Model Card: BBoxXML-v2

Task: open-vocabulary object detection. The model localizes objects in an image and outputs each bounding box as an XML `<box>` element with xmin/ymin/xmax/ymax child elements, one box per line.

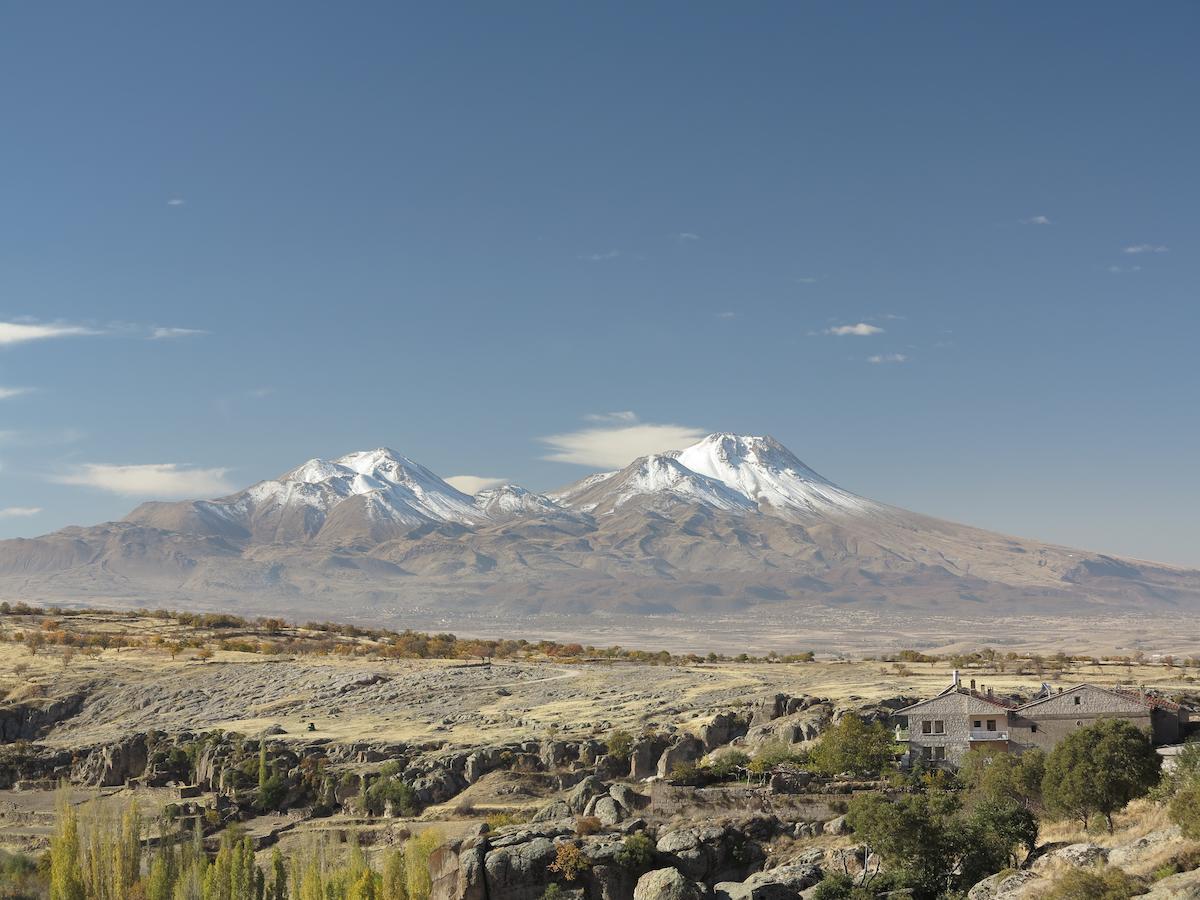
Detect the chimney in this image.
<box><xmin>1057</xmin><ymin>687</ymin><xmax>1063</xmax><ymax>694</ymax></box>
<box><xmin>987</xmin><ymin>687</ymin><xmax>994</xmax><ymax>698</ymax></box>
<box><xmin>970</xmin><ymin>678</ymin><xmax>977</xmax><ymax>690</ymax></box>
<box><xmin>953</xmin><ymin>669</ymin><xmax>960</xmax><ymax>688</ymax></box>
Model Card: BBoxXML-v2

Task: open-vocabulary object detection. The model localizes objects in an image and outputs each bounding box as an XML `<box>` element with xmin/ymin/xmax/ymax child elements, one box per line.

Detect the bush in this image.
<box><xmin>668</xmin><ymin>762</ymin><xmax>705</xmax><ymax>785</ymax></box>
<box><xmin>1169</xmin><ymin>779</ymin><xmax>1200</xmax><ymax>839</ymax></box>
<box><xmin>616</xmin><ymin>832</ymin><xmax>655</xmax><ymax>869</ymax></box>
<box><xmin>1043</xmin><ymin>866</ymin><xmax>1145</xmax><ymax>900</ymax></box>
<box><xmin>575</xmin><ymin>815</ymin><xmax>602</xmax><ymax>836</ymax></box>
<box><xmin>708</xmin><ymin>749</ymin><xmax>750</xmax><ymax>780</ymax></box>
<box><xmin>811</xmin><ymin>873</ymin><xmax>874</xmax><ymax>900</ymax></box>
<box><xmin>607</xmin><ymin>729</ymin><xmax>634</xmax><ymax>761</ymax></box>
<box><xmin>548</xmin><ymin>842</ymin><xmax>590</xmax><ymax>882</ymax></box>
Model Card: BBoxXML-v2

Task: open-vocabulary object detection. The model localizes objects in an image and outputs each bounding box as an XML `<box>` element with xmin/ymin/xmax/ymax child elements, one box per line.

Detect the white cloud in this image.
<box><xmin>1108</xmin><ymin>265</ymin><xmax>1142</xmax><ymax>274</ymax></box>
<box><xmin>0</xmin><ymin>506</ymin><xmax>41</xmax><ymax>518</ymax></box>
<box><xmin>0</xmin><ymin>387</ymin><xmax>32</xmax><ymax>400</ymax></box>
<box><xmin>794</xmin><ymin>276</ymin><xmax>824</xmax><ymax>284</ymax></box>
<box><xmin>716</xmin><ymin>311</ymin><xmax>737</xmax><ymax>319</ymax></box>
<box><xmin>676</xmin><ymin>232</ymin><xmax>700</xmax><ymax>242</ymax></box>
<box><xmin>826</xmin><ymin>323</ymin><xmax>884</xmax><ymax>336</ymax></box>
<box><xmin>541</xmin><ymin>416</ymin><xmax>707</xmax><ymax>468</ymax></box>
<box><xmin>0</xmin><ymin>321</ymin><xmax>96</xmax><ymax>346</ymax></box>
<box><xmin>1123</xmin><ymin>244</ymin><xmax>1168</xmax><ymax>254</ymax></box>
<box><xmin>167</xmin><ymin>198</ymin><xmax>185</xmax><ymax>206</ymax></box>
<box><xmin>868</xmin><ymin>353</ymin><xmax>908</xmax><ymax>364</ymax></box>
<box><xmin>577</xmin><ymin>250</ymin><xmax>621</xmax><ymax>261</ymax></box>
<box><xmin>1022</xmin><ymin>215</ymin><xmax>1052</xmax><ymax>225</ymax></box>
<box><xmin>445</xmin><ymin>475</ymin><xmax>508</xmax><ymax>495</ymax></box>
<box><xmin>151</xmin><ymin>326</ymin><xmax>208</xmax><ymax>340</ymax></box>
<box><xmin>54</xmin><ymin>463</ymin><xmax>234</xmax><ymax>498</ymax></box>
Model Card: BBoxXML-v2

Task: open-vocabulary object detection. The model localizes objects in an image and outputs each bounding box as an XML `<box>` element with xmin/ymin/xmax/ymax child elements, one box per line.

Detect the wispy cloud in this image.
<box><xmin>676</xmin><ymin>232</ymin><xmax>700</xmax><ymax>242</ymax></box>
<box><xmin>584</xmin><ymin>411</ymin><xmax>639</xmax><ymax>424</ymax></box>
<box><xmin>826</xmin><ymin>323</ymin><xmax>884</xmax><ymax>336</ymax></box>
<box><xmin>868</xmin><ymin>353</ymin><xmax>908</xmax><ymax>364</ymax></box>
<box><xmin>54</xmin><ymin>463</ymin><xmax>234</xmax><ymax>498</ymax></box>
<box><xmin>541</xmin><ymin>414</ymin><xmax>707</xmax><ymax>468</ymax></box>
<box><xmin>151</xmin><ymin>326</ymin><xmax>209</xmax><ymax>340</ymax></box>
<box><xmin>794</xmin><ymin>276</ymin><xmax>825</xmax><ymax>285</ymax></box>
<box><xmin>1122</xmin><ymin>244</ymin><xmax>1168</xmax><ymax>254</ymax></box>
<box><xmin>577</xmin><ymin>250</ymin><xmax>621</xmax><ymax>262</ymax></box>
<box><xmin>715</xmin><ymin>311</ymin><xmax>737</xmax><ymax>320</ymax></box>
<box><xmin>1022</xmin><ymin>215</ymin><xmax>1052</xmax><ymax>225</ymax></box>
<box><xmin>0</xmin><ymin>387</ymin><xmax>32</xmax><ymax>400</ymax></box>
<box><xmin>445</xmin><ymin>475</ymin><xmax>508</xmax><ymax>495</ymax></box>
<box><xmin>1108</xmin><ymin>265</ymin><xmax>1142</xmax><ymax>274</ymax></box>
<box><xmin>0</xmin><ymin>320</ymin><xmax>97</xmax><ymax>347</ymax></box>
<box><xmin>167</xmin><ymin>198</ymin><xmax>185</xmax><ymax>207</ymax></box>
<box><xmin>0</xmin><ymin>506</ymin><xmax>41</xmax><ymax>518</ymax></box>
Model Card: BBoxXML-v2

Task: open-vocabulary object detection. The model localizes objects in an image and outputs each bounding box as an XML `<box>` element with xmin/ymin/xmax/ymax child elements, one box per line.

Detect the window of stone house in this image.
<box><xmin>922</xmin><ymin>721</ymin><xmax>932</xmax><ymax>734</ymax></box>
<box><xmin>923</xmin><ymin>746</ymin><xmax>932</xmax><ymax>759</ymax></box>
<box><xmin>933</xmin><ymin>720</ymin><xmax>945</xmax><ymax>734</ymax></box>
<box><xmin>1074</xmin><ymin>696</ymin><xmax>1081</xmax><ymax>705</ymax></box>
<box><xmin>934</xmin><ymin>747</ymin><xmax>945</xmax><ymax>761</ymax></box>
<box><xmin>1031</xmin><ymin>724</ymin><xmax>1038</xmax><ymax>733</ymax></box>
<box><xmin>973</xmin><ymin>719</ymin><xmax>982</xmax><ymax>728</ymax></box>
<box><xmin>986</xmin><ymin>719</ymin><xmax>996</xmax><ymax>731</ymax></box>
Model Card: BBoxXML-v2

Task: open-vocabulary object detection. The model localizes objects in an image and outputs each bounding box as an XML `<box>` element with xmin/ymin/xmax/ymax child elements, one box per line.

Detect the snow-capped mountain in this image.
<box><xmin>4</xmin><ymin>433</ymin><xmax>1199</xmax><ymax>640</ymax></box>
<box><xmin>562</xmin><ymin>453</ymin><xmax>757</xmax><ymax>515</ymax></box>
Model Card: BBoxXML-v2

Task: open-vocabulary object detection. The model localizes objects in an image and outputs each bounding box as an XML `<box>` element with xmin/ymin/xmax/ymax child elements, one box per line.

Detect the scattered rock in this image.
<box><xmin>633</xmin><ymin>867</ymin><xmax>703</xmax><ymax>900</ymax></box>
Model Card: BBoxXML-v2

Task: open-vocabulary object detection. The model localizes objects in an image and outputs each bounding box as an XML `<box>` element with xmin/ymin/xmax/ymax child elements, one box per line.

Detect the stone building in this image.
<box><xmin>896</xmin><ymin>673</ymin><xmax>1186</xmax><ymax>769</ymax></box>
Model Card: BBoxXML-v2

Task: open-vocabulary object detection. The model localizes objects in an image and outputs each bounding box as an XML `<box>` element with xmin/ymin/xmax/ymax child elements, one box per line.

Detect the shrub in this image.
<box><xmin>1168</xmin><ymin>779</ymin><xmax>1200</xmax><ymax>839</ymax></box>
<box><xmin>575</xmin><ymin>815</ymin><xmax>602</xmax><ymax>836</ymax></box>
<box><xmin>708</xmin><ymin>749</ymin><xmax>750</xmax><ymax>780</ymax></box>
<box><xmin>607</xmin><ymin>729</ymin><xmax>634</xmax><ymax>761</ymax></box>
<box><xmin>811</xmin><ymin>873</ymin><xmax>874</xmax><ymax>899</ymax></box>
<box><xmin>1043</xmin><ymin>866</ymin><xmax>1145</xmax><ymax>900</ymax></box>
<box><xmin>616</xmin><ymin>832</ymin><xmax>655</xmax><ymax>869</ymax></box>
<box><xmin>548</xmin><ymin>842</ymin><xmax>590</xmax><ymax>882</ymax></box>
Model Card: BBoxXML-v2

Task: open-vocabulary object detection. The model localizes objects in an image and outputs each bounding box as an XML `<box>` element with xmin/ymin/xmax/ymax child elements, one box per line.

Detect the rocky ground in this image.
<box><xmin>1</xmin><ymin>614</ymin><xmax>1198</xmax><ymax>898</ymax></box>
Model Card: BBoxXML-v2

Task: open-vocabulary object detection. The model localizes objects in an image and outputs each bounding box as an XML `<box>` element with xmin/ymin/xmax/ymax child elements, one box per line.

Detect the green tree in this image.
<box><xmin>960</xmin><ymin>747</ymin><xmax>1046</xmax><ymax>809</ymax></box>
<box><xmin>968</xmin><ymin>798</ymin><xmax>1038</xmax><ymax>869</ymax></box>
<box><xmin>809</xmin><ymin>716</ymin><xmax>897</xmax><ymax>775</ymax></box>
<box><xmin>404</xmin><ymin>829</ymin><xmax>442</xmax><ymax>900</ymax></box>
<box><xmin>381</xmin><ymin>848</ymin><xmax>407</xmax><ymax>900</ymax></box>
<box><xmin>606</xmin><ymin>729</ymin><xmax>634</xmax><ymax>761</ymax></box>
<box><xmin>1042</xmin><ymin>719</ymin><xmax>1160</xmax><ymax>831</ymax></box>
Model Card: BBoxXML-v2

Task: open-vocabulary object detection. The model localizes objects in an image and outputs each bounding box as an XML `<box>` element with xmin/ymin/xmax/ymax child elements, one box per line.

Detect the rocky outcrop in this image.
<box><xmin>655</xmin><ymin>823</ymin><xmax>765</xmax><ymax>883</ymax></box>
<box><xmin>1143</xmin><ymin>868</ymin><xmax>1200</xmax><ymax>899</ymax></box>
<box><xmin>714</xmin><ymin>862</ymin><xmax>822</xmax><ymax>899</ymax></box>
<box><xmin>700</xmin><ymin>713</ymin><xmax>748</xmax><ymax>752</ymax></box>
<box><xmin>1029</xmin><ymin>842</ymin><xmax>1108</xmax><ymax>873</ymax></box>
<box><xmin>633</xmin><ymin>867</ymin><xmax>703</xmax><ymax>900</ymax></box>
<box><xmin>966</xmin><ymin>870</ymin><xmax>1043</xmax><ymax>900</ymax></box>
<box><xmin>657</xmin><ymin>736</ymin><xmax>705</xmax><ymax>779</ymax></box>
<box><xmin>73</xmin><ymin>733</ymin><xmax>149</xmax><ymax>786</ymax></box>
<box><xmin>0</xmin><ymin>690</ymin><xmax>88</xmax><ymax>742</ymax></box>
<box><xmin>630</xmin><ymin>735</ymin><xmax>670</xmax><ymax>780</ymax></box>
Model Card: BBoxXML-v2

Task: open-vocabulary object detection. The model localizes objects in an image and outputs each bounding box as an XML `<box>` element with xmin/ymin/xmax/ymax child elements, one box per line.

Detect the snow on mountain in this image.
<box><xmin>211</xmin><ymin>448</ymin><xmax>484</xmax><ymax>537</ymax></box>
<box><xmin>474</xmin><ymin>484</ymin><xmax>568</xmax><ymax>518</ymax></box>
<box><xmin>560</xmin><ymin>454</ymin><xmax>757</xmax><ymax>515</ymax></box>
<box><xmin>668</xmin><ymin>433</ymin><xmax>877</xmax><ymax>517</ymax></box>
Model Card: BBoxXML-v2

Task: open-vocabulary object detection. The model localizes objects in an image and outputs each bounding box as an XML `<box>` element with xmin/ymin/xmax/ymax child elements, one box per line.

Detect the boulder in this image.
<box><xmin>610</xmin><ymin>783</ymin><xmax>649</xmax><ymax>811</ymax></box>
<box><xmin>592</xmin><ymin>796</ymin><xmax>624</xmax><ymax>827</ymax></box>
<box><xmin>1144</xmin><ymin>868</ymin><xmax>1200</xmax><ymax>899</ymax></box>
<box><xmin>823</xmin><ymin>815</ymin><xmax>849</xmax><ymax>836</ymax></box>
<box><xmin>657</xmin><ymin>737</ymin><xmax>705</xmax><ymax>779</ymax></box>
<box><xmin>630</xmin><ymin>737</ymin><xmax>667</xmax><ymax>780</ymax></box>
<box><xmin>483</xmin><ymin>836</ymin><xmax>558</xmax><ymax>900</ymax></box>
<box><xmin>568</xmin><ymin>776</ymin><xmax>608</xmax><ymax>814</ymax></box>
<box><xmin>633</xmin><ymin>868</ymin><xmax>703</xmax><ymax>900</ymax></box>
<box><xmin>1109</xmin><ymin>827</ymin><xmax>1184</xmax><ymax>868</ymax></box>
<box><xmin>715</xmin><ymin>863</ymin><xmax>822</xmax><ymax>899</ymax></box>
<box><xmin>530</xmin><ymin>799</ymin><xmax>571</xmax><ymax>823</ymax></box>
<box><xmin>701</xmin><ymin>712</ymin><xmax>747</xmax><ymax>751</ymax></box>
<box><xmin>966</xmin><ymin>870</ymin><xmax>1044</xmax><ymax>900</ymax></box>
<box><xmin>1030</xmin><ymin>842</ymin><xmax>1108</xmax><ymax>872</ymax></box>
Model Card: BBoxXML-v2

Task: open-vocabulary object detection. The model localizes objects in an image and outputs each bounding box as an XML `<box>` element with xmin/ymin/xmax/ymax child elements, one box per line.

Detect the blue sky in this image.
<box><xmin>1</xmin><ymin>3</ymin><xmax>1197</xmax><ymax>565</ymax></box>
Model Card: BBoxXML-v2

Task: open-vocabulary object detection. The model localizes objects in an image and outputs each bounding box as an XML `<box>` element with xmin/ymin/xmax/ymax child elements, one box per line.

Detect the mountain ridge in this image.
<box><xmin>2</xmin><ymin>433</ymin><xmax>1198</xmax><ymax>632</ymax></box>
